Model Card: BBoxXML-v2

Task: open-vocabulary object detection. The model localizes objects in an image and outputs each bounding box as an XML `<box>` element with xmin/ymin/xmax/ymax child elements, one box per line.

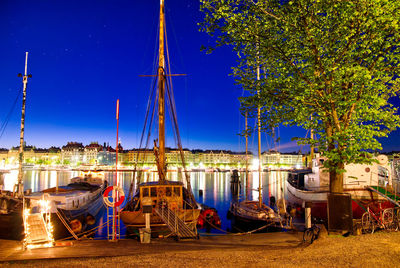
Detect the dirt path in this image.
<box><xmin>2</xmin><ymin>231</ymin><xmax>400</xmax><ymax>267</ymax></box>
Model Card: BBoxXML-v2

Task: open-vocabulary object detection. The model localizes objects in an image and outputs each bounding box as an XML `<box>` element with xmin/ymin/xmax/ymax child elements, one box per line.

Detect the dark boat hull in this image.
<box><xmin>0</xmin><ymin>211</ymin><xmax>24</xmax><ymax>240</ymax></box>
<box><xmin>286</xmin><ymin>182</ymin><xmax>395</xmax><ymax>221</ymax></box>
<box><xmin>52</xmin><ymin>190</ymin><xmax>105</xmax><ymax>240</ymax></box>
<box><xmin>0</xmin><ymin>194</ymin><xmax>24</xmax><ymax>240</ymax></box>
<box><xmin>0</xmin><ymin>188</ymin><xmax>104</xmax><ymax>241</ymax></box>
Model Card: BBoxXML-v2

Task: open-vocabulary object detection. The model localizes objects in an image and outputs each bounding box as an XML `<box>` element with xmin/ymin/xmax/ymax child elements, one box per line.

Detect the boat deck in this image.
<box><xmin>0</xmin><ymin>232</ymin><xmax>302</xmax><ymax>262</ymax></box>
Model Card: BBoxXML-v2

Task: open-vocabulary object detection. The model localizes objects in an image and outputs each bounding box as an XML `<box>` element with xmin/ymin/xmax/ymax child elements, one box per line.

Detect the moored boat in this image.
<box><xmin>229</xmin><ymin>200</ymin><xmax>280</xmax><ymax>225</ymax></box>
<box><xmin>122</xmin><ymin>181</ymin><xmax>199</xmax><ymax>233</ymax></box>
<box><xmin>287</xmin><ymin>154</ymin><xmax>396</xmax><ymax>220</ymax></box>
<box><xmin>120</xmin><ymin>0</ymin><xmax>200</xmax><ymax>240</ymax></box>
<box><xmin>228</xmin><ymin>61</ymin><xmax>284</xmax><ymax>230</ymax></box>
<box><xmin>0</xmin><ymin>52</ymin><xmax>31</xmax><ymax>240</ymax></box>
<box><xmin>25</xmin><ymin>171</ymin><xmax>106</xmax><ymax>240</ymax></box>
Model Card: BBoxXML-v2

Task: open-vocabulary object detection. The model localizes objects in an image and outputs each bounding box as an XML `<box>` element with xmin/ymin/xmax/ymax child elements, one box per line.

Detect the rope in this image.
<box><xmin>0</xmin><ymin>87</ymin><xmax>22</xmax><ymax>140</ymax></box>
<box><xmin>56</xmin><ymin>218</ymin><xmax>113</xmax><ymax>241</ymax></box>
<box><xmin>127</xmin><ymin>75</ymin><xmax>158</xmax><ymax>201</ymax></box>
<box><xmin>55</xmin><ymin>210</ymin><xmax>79</xmax><ymax>240</ymax></box>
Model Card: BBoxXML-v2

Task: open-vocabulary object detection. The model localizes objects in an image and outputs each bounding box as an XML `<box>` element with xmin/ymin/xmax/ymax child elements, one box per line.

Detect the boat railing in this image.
<box><xmin>156</xmin><ymin>199</ymin><xmax>197</xmax><ymax>239</ymax></box>
<box><xmin>181</xmin><ymin>198</ymin><xmax>198</xmax><ymax>232</ymax></box>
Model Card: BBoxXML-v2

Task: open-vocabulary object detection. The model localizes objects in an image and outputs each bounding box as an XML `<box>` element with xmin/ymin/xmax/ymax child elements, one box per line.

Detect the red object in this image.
<box><xmin>197</xmin><ymin>208</ymin><xmax>221</xmax><ymax>229</ymax></box>
<box><xmin>55</xmin><ymin>241</ymin><xmax>74</xmax><ymax>247</ymax></box>
<box><xmin>103</xmin><ymin>186</ymin><xmax>125</xmax><ymax>207</ymax></box>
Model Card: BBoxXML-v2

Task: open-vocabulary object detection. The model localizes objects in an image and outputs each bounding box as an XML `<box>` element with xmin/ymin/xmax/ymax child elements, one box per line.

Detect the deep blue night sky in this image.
<box><xmin>0</xmin><ymin>0</ymin><xmax>398</xmax><ymax>153</ymax></box>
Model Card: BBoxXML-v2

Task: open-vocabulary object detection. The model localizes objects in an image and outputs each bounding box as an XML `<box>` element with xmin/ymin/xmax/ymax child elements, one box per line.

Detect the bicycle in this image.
<box><xmin>361</xmin><ymin>203</ymin><xmax>398</xmax><ymax>234</ymax></box>
<box><xmin>303</xmin><ymin>220</ymin><xmax>321</xmax><ymax>244</ymax></box>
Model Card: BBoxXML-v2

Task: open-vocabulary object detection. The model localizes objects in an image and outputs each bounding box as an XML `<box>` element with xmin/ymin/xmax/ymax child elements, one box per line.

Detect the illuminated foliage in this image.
<box><xmin>200</xmin><ymin>0</ymin><xmax>400</xmax><ymax>192</ymax></box>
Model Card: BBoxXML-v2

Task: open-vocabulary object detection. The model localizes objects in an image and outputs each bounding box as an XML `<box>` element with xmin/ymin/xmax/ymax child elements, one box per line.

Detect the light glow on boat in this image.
<box><xmin>23</xmin><ymin>198</ymin><xmax>54</xmax><ymax>249</ymax></box>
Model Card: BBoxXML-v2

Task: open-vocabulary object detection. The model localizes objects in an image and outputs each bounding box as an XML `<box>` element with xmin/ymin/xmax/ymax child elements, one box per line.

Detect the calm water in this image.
<box><xmin>2</xmin><ymin>169</ymin><xmax>289</xmax><ymax>237</ymax></box>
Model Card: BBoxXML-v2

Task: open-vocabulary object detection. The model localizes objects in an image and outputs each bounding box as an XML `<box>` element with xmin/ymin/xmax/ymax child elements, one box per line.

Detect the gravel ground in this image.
<box><xmin>3</xmin><ymin>231</ymin><xmax>400</xmax><ymax>267</ymax></box>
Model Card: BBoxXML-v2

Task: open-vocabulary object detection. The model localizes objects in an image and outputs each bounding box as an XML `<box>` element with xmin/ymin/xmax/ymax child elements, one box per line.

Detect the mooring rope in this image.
<box><xmin>55</xmin><ymin>210</ymin><xmax>79</xmax><ymax>240</ymax></box>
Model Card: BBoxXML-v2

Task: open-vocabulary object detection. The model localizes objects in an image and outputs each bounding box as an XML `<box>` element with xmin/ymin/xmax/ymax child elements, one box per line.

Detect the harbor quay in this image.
<box><xmin>2</xmin><ymin>231</ymin><xmax>400</xmax><ymax>267</ymax></box>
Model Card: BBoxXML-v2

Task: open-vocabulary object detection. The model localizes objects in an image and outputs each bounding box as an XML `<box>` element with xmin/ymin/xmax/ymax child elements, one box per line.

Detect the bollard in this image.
<box><xmin>141</xmin><ymin>197</ymin><xmax>152</xmax><ymax>243</ymax></box>
<box><xmin>305</xmin><ymin>202</ymin><xmax>312</xmax><ymax>229</ymax></box>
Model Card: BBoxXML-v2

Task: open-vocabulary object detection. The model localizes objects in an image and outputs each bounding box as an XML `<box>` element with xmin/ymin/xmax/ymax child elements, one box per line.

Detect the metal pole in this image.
<box><xmin>256</xmin><ymin>44</ymin><xmax>262</xmax><ymax>208</ymax></box>
<box><xmin>310</xmin><ymin>116</ymin><xmax>314</xmax><ymax>169</ymax></box>
<box><xmin>245</xmin><ymin>111</ymin><xmax>248</xmax><ymax>201</ymax></box>
<box><xmin>158</xmin><ymin>0</ymin><xmax>166</xmax><ymax>181</ymax></box>
<box><xmin>16</xmin><ymin>52</ymin><xmax>30</xmax><ymax>197</ymax></box>
<box><xmin>114</xmin><ymin>99</ymin><xmax>120</xmax><ymax>241</ymax></box>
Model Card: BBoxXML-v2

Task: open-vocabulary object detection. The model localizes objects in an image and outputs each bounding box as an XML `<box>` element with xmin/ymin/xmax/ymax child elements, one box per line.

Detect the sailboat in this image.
<box><xmin>0</xmin><ymin>52</ymin><xmax>31</xmax><ymax>240</ymax></box>
<box><xmin>228</xmin><ymin>62</ymin><xmax>281</xmax><ymax>228</ymax></box>
<box><xmin>120</xmin><ymin>0</ymin><xmax>200</xmax><ymax>239</ymax></box>
<box><xmin>0</xmin><ymin>54</ymin><xmax>106</xmax><ymax>241</ymax></box>
<box><xmin>24</xmin><ymin>169</ymin><xmax>106</xmax><ymax>240</ymax></box>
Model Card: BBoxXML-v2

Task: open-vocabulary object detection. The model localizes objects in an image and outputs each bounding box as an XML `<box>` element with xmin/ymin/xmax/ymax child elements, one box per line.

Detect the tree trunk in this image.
<box><xmin>324</xmin><ymin>121</ymin><xmax>345</xmax><ymax>193</ymax></box>
<box><xmin>329</xmin><ymin>162</ymin><xmax>344</xmax><ymax>193</ymax></box>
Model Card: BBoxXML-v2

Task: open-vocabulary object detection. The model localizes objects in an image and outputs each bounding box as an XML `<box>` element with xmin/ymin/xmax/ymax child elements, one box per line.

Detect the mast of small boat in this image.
<box><xmin>157</xmin><ymin>0</ymin><xmax>166</xmax><ymax>182</ymax></box>
<box><xmin>15</xmin><ymin>52</ymin><xmax>31</xmax><ymax>198</ymax></box>
<box><xmin>256</xmin><ymin>47</ymin><xmax>262</xmax><ymax>208</ymax></box>
<box><xmin>245</xmin><ymin>111</ymin><xmax>249</xmax><ymax>201</ymax></box>
<box><xmin>309</xmin><ymin>120</ymin><xmax>314</xmax><ymax>168</ymax></box>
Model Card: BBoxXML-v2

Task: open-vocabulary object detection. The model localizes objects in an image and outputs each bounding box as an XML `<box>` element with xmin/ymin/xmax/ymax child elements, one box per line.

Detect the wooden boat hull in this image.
<box><xmin>286</xmin><ymin>181</ymin><xmax>395</xmax><ymax>220</ymax></box>
<box><xmin>120</xmin><ymin>209</ymin><xmax>200</xmax><ymax>227</ymax></box>
<box><xmin>0</xmin><ymin>210</ymin><xmax>24</xmax><ymax>240</ymax></box>
<box><xmin>228</xmin><ymin>200</ymin><xmax>282</xmax><ymax>232</ymax></box>
<box><xmin>121</xmin><ymin>209</ymin><xmax>200</xmax><ymax>237</ymax></box>
<box><xmin>0</xmin><ymin>194</ymin><xmax>24</xmax><ymax>240</ymax></box>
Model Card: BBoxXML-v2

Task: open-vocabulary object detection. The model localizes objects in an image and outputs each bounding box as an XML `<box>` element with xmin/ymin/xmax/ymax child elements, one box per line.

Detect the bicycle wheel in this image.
<box><xmin>362</xmin><ymin>212</ymin><xmax>374</xmax><ymax>234</ymax></box>
<box><xmin>395</xmin><ymin>208</ymin><xmax>400</xmax><ymax>230</ymax></box>
<box><xmin>311</xmin><ymin>225</ymin><xmax>321</xmax><ymax>242</ymax></box>
<box><xmin>303</xmin><ymin>228</ymin><xmax>314</xmax><ymax>243</ymax></box>
<box><xmin>383</xmin><ymin>208</ymin><xmax>398</xmax><ymax>232</ymax></box>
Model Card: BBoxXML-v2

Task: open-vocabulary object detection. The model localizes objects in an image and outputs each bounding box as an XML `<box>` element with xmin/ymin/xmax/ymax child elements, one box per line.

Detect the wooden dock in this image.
<box><xmin>0</xmin><ymin>232</ymin><xmax>302</xmax><ymax>262</ymax></box>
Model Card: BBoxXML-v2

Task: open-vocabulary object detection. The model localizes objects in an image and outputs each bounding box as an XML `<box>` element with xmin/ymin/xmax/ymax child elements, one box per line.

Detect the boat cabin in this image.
<box><xmin>138</xmin><ymin>182</ymin><xmax>185</xmax><ymax>210</ymax></box>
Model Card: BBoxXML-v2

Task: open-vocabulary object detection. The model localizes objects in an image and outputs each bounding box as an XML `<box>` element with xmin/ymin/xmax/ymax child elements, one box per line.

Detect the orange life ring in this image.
<box><xmin>103</xmin><ymin>186</ymin><xmax>125</xmax><ymax>207</ymax></box>
<box><xmin>86</xmin><ymin>214</ymin><xmax>95</xmax><ymax>225</ymax></box>
<box><xmin>69</xmin><ymin>219</ymin><xmax>82</xmax><ymax>233</ymax></box>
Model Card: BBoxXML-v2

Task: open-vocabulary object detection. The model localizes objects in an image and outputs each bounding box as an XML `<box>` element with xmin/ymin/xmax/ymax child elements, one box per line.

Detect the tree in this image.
<box><xmin>200</xmin><ymin>0</ymin><xmax>400</xmax><ymax>192</ymax></box>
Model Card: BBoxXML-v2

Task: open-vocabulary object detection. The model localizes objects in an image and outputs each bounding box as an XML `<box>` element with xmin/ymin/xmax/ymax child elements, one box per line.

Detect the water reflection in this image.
<box><xmin>2</xmin><ymin>170</ymin><xmax>289</xmax><ymax>232</ymax></box>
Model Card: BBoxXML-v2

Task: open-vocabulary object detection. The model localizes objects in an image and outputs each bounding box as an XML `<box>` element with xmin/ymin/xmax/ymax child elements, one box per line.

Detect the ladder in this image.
<box><xmin>107</xmin><ymin>206</ymin><xmax>120</xmax><ymax>240</ymax></box>
<box><xmin>367</xmin><ymin>186</ymin><xmax>400</xmax><ymax>207</ymax></box>
<box><xmin>24</xmin><ymin>213</ymin><xmax>53</xmax><ymax>248</ymax></box>
<box><xmin>155</xmin><ymin>202</ymin><xmax>197</xmax><ymax>240</ymax></box>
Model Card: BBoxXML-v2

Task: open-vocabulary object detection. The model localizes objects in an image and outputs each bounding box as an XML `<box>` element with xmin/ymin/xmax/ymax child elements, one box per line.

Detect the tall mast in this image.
<box><xmin>309</xmin><ymin>123</ymin><xmax>314</xmax><ymax>168</ymax></box>
<box><xmin>245</xmin><ymin>111</ymin><xmax>249</xmax><ymax>201</ymax></box>
<box><xmin>158</xmin><ymin>0</ymin><xmax>166</xmax><ymax>181</ymax></box>
<box><xmin>257</xmin><ymin>62</ymin><xmax>262</xmax><ymax>208</ymax></box>
<box><xmin>16</xmin><ymin>52</ymin><xmax>31</xmax><ymax>197</ymax></box>
<box><xmin>256</xmin><ymin>36</ymin><xmax>262</xmax><ymax>207</ymax></box>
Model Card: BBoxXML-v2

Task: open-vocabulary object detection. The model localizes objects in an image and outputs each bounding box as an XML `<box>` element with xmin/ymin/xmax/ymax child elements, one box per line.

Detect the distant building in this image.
<box><xmin>127</xmin><ymin>149</ymin><xmax>155</xmax><ymax>166</ymax></box>
<box><xmin>262</xmin><ymin>151</ymin><xmax>304</xmax><ymax>168</ymax></box>
<box><xmin>84</xmin><ymin>142</ymin><xmax>103</xmax><ymax>164</ymax></box>
<box><xmin>194</xmin><ymin>150</ymin><xmax>248</xmax><ymax>168</ymax></box>
<box><xmin>0</xmin><ymin>148</ymin><xmax>8</xmax><ymax>167</ymax></box>
<box><xmin>165</xmin><ymin>149</ymin><xmax>193</xmax><ymax>167</ymax></box>
<box><xmin>6</xmin><ymin>145</ymin><xmax>61</xmax><ymax>165</ymax></box>
<box><xmin>61</xmin><ymin>142</ymin><xmax>84</xmax><ymax>165</ymax></box>
<box><xmin>97</xmin><ymin>142</ymin><xmax>125</xmax><ymax>166</ymax></box>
